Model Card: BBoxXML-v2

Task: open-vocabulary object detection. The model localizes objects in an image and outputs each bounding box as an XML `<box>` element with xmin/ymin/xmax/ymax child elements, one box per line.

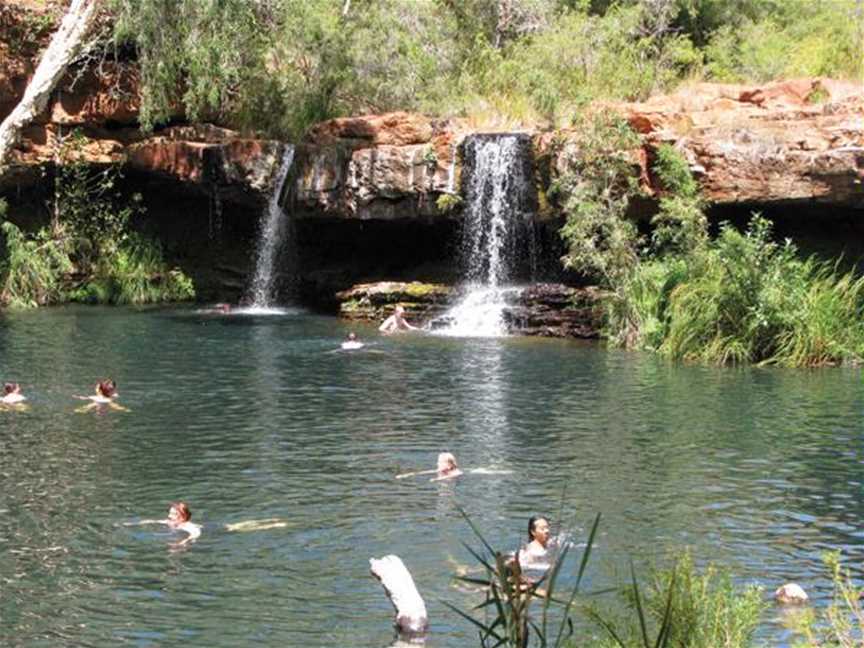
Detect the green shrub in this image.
<box><xmin>0</xmin><ymin>220</ymin><xmax>73</xmax><ymax>308</ymax></box>
<box><xmin>70</xmin><ymin>234</ymin><xmax>195</xmax><ymax>305</ymax></box>
<box><xmin>556</xmin><ymin>114</ymin><xmax>644</xmax><ymax>288</ymax></box>
<box><xmin>788</xmin><ymin>552</ymin><xmax>864</xmax><ymax>648</ymax></box>
<box><xmin>586</xmin><ymin>551</ymin><xmax>766</xmax><ymax>648</ymax></box>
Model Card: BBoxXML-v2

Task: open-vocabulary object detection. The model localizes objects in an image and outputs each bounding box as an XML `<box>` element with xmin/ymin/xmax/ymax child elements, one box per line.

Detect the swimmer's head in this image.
<box><xmin>168</xmin><ymin>501</ymin><xmax>192</xmax><ymax>523</ymax></box>
<box><xmin>528</xmin><ymin>516</ymin><xmax>551</xmax><ymax>546</ymax></box>
<box><xmin>437</xmin><ymin>452</ymin><xmax>458</xmax><ymax>473</ymax></box>
<box><xmin>347</xmin><ymin>332</ymin><xmax>357</xmax><ymax>341</ymax></box>
<box><xmin>97</xmin><ymin>379</ymin><xmax>116</xmax><ymax>398</ymax></box>
<box><xmin>395</xmin><ymin>305</ymin><xmax>405</xmax><ymax>316</ymax></box>
<box><xmin>4</xmin><ymin>382</ymin><xmax>20</xmax><ymax>395</ymax></box>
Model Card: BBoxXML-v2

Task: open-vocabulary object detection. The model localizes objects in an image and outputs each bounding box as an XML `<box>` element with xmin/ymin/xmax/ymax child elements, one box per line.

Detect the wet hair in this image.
<box><xmin>169</xmin><ymin>501</ymin><xmax>191</xmax><ymax>522</ymax></box>
<box><xmin>437</xmin><ymin>452</ymin><xmax>458</xmax><ymax>472</ymax></box>
<box><xmin>97</xmin><ymin>379</ymin><xmax>116</xmax><ymax>398</ymax></box>
<box><xmin>528</xmin><ymin>516</ymin><xmax>550</xmax><ymax>541</ymax></box>
<box><xmin>4</xmin><ymin>382</ymin><xmax>19</xmax><ymax>395</ymax></box>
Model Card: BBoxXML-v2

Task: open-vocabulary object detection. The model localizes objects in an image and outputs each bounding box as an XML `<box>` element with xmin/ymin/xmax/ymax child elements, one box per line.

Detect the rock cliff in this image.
<box><xmin>1</xmin><ymin>1</ymin><xmax>862</xmax><ymax>330</ymax></box>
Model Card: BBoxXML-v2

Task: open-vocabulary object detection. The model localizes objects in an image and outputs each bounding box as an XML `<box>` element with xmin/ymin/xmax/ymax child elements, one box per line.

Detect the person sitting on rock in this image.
<box><xmin>1</xmin><ymin>382</ymin><xmax>26</xmax><ymax>405</ymax></box>
<box><xmin>379</xmin><ymin>305</ymin><xmax>418</xmax><ymax>334</ymax></box>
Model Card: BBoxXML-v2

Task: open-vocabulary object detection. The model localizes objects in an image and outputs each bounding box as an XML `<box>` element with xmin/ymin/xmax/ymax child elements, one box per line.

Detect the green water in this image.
<box><xmin>1</xmin><ymin>306</ymin><xmax>862</xmax><ymax>647</ymax></box>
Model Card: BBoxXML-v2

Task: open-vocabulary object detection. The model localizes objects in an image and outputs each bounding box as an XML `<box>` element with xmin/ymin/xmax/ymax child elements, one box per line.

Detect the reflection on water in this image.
<box><xmin>0</xmin><ymin>306</ymin><xmax>863</xmax><ymax>647</ymax></box>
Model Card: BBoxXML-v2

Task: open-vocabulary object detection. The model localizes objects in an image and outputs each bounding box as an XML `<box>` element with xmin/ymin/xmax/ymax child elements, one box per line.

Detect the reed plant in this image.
<box><xmin>446</xmin><ymin>508</ymin><xmax>601</xmax><ymax>648</ymax></box>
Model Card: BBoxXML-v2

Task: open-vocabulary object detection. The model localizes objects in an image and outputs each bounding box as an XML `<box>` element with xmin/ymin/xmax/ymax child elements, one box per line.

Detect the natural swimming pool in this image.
<box><xmin>1</xmin><ymin>305</ymin><xmax>862</xmax><ymax>646</ymax></box>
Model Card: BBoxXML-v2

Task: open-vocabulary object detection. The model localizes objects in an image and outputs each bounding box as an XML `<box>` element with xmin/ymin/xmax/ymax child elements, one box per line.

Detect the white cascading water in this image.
<box><xmin>246</xmin><ymin>146</ymin><xmax>295</xmax><ymax>311</ymax></box>
<box><xmin>438</xmin><ymin>135</ymin><xmax>529</xmax><ymax>337</ymax></box>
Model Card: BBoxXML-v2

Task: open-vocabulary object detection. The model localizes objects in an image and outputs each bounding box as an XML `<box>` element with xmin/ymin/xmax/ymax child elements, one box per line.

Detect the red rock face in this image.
<box><xmin>1</xmin><ymin>1</ymin><xmax>861</xmax><ymax>215</ymax></box>
<box><xmin>613</xmin><ymin>78</ymin><xmax>864</xmax><ymax>206</ymax></box>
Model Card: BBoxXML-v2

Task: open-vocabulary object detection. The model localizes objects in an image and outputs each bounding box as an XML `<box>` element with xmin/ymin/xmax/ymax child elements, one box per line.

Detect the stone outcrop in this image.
<box><xmin>294</xmin><ymin>112</ymin><xmax>466</xmax><ymax>221</ymax></box>
<box><xmin>336</xmin><ymin>281</ymin><xmax>453</xmax><ymax>321</ymax></box>
<box><xmin>335</xmin><ymin>281</ymin><xmax>604</xmax><ymax>338</ymax></box>
<box><xmin>1</xmin><ymin>0</ymin><xmax>862</xmax><ymax>332</ymax></box>
<box><xmin>617</xmin><ymin>78</ymin><xmax>864</xmax><ymax>207</ymax></box>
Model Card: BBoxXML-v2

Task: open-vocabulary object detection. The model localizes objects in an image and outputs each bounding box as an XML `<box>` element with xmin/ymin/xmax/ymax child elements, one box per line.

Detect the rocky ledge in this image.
<box><xmin>336</xmin><ymin>281</ymin><xmax>605</xmax><ymax>338</ymax></box>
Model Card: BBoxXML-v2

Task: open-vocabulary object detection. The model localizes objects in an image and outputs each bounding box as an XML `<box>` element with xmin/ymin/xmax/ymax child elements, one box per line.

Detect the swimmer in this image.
<box><xmin>215</xmin><ymin>302</ymin><xmax>232</xmax><ymax>314</ymax></box>
<box><xmin>128</xmin><ymin>501</ymin><xmax>201</xmax><ymax>546</ymax></box>
<box><xmin>74</xmin><ymin>379</ymin><xmax>128</xmax><ymax>412</ymax></box>
<box><xmin>379</xmin><ymin>305</ymin><xmax>418</xmax><ymax>334</ymax></box>
<box><xmin>518</xmin><ymin>516</ymin><xmax>551</xmax><ymax>568</ymax></box>
<box><xmin>396</xmin><ymin>452</ymin><xmax>463</xmax><ymax>481</ymax></box>
<box><xmin>1</xmin><ymin>382</ymin><xmax>26</xmax><ymax>405</ymax></box>
<box><xmin>341</xmin><ymin>332</ymin><xmax>365</xmax><ymax>350</ymax></box>
<box><xmin>431</xmin><ymin>452</ymin><xmax>463</xmax><ymax>482</ymax></box>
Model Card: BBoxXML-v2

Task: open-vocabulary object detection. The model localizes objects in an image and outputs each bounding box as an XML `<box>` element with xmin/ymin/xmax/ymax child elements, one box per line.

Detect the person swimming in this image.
<box><xmin>166</xmin><ymin>501</ymin><xmax>202</xmax><ymax>545</ymax></box>
<box><xmin>396</xmin><ymin>452</ymin><xmax>464</xmax><ymax>481</ymax></box>
<box><xmin>518</xmin><ymin>515</ymin><xmax>552</xmax><ymax>568</ymax></box>
<box><xmin>379</xmin><ymin>305</ymin><xmax>418</xmax><ymax>334</ymax></box>
<box><xmin>431</xmin><ymin>452</ymin><xmax>463</xmax><ymax>481</ymax></box>
<box><xmin>128</xmin><ymin>501</ymin><xmax>202</xmax><ymax>547</ymax></box>
<box><xmin>74</xmin><ymin>379</ymin><xmax>128</xmax><ymax>412</ymax></box>
<box><xmin>1</xmin><ymin>382</ymin><xmax>26</xmax><ymax>405</ymax></box>
<box><xmin>341</xmin><ymin>332</ymin><xmax>365</xmax><ymax>350</ymax></box>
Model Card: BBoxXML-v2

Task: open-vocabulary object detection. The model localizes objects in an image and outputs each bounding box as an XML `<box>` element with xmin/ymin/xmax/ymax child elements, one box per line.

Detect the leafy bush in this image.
<box><xmin>555</xmin><ymin>114</ymin><xmax>644</xmax><ymax>288</ymax></box>
<box><xmin>0</xmin><ymin>220</ymin><xmax>73</xmax><ymax>308</ymax></box>
<box><xmin>788</xmin><ymin>552</ymin><xmax>864</xmax><ymax>648</ymax></box>
<box><xmin>587</xmin><ymin>551</ymin><xmax>766</xmax><ymax>648</ymax></box>
<box><xmin>70</xmin><ymin>234</ymin><xmax>195</xmax><ymax>305</ymax></box>
<box><xmin>0</xmin><ymin>133</ymin><xmax>195</xmax><ymax>308</ymax></box>
<box><xmin>632</xmin><ymin>216</ymin><xmax>864</xmax><ymax>367</ymax></box>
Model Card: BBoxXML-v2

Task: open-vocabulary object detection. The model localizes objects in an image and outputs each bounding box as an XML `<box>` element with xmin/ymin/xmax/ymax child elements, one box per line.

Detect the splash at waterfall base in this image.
<box><xmin>336</xmin><ymin>281</ymin><xmax>606</xmax><ymax>338</ymax></box>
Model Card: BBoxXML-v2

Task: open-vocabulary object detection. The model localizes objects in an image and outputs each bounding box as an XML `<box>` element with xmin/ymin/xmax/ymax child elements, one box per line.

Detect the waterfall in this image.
<box><xmin>247</xmin><ymin>146</ymin><xmax>295</xmax><ymax>309</ymax></box>
<box><xmin>436</xmin><ymin>134</ymin><xmax>535</xmax><ymax>337</ymax></box>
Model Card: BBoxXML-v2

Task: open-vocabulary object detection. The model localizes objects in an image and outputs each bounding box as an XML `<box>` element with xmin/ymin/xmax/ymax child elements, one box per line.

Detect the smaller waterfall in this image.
<box><xmin>435</xmin><ymin>134</ymin><xmax>535</xmax><ymax>337</ymax></box>
<box><xmin>247</xmin><ymin>146</ymin><xmax>295</xmax><ymax>309</ymax></box>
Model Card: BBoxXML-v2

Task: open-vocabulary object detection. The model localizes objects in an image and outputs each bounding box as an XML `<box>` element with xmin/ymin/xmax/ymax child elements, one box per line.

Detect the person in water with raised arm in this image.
<box><xmin>379</xmin><ymin>305</ymin><xmax>418</xmax><ymax>334</ymax></box>
<box><xmin>1</xmin><ymin>382</ymin><xmax>26</xmax><ymax>405</ymax></box>
<box><xmin>74</xmin><ymin>379</ymin><xmax>128</xmax><ymax>412</ymax></box>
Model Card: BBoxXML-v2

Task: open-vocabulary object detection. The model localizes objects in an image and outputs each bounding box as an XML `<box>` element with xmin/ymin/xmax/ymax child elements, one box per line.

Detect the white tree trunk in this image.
<box><xmin>369</xmin><ymin>555</ymin><xmax>429</xmax><ymax>635</ymax></box>
<box><xmin>0</xmin><ymin>0</ymin><xmax>100</xmax><ymax>173</ymax></box>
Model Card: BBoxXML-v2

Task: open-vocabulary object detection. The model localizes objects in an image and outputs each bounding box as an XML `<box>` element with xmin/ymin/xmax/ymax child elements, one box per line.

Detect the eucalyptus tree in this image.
<box><xmin>0</xmin><ymin>0</ymin><xmax>100</xmax><ymax>174</ymax></box>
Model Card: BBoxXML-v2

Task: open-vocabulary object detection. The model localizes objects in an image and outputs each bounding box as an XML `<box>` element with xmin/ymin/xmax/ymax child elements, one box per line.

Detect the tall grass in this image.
<box><xmin>0</xmin><ymin>220</ymin><xmax>73</xmax><ymax>308</ymax></box>
<box><xmin>585</xmin><ymin>552</ymin><xmax>766</xmax><ymax>648</ymax></box>
<box><xmin>70</xmin><ymin>234</ymin><xmax>195</xmax><ymax>305</ymax></box>
<box><xmin>601</xmin><ymin>206</ymin><xmax>864</xmax><ymax>367</ymax></box>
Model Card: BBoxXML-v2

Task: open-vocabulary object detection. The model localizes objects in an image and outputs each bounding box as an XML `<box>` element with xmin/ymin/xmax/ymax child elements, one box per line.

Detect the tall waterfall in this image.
<box><xmin>247</xmin><ymin>146</ymin><xmax>295</xmax><ymax>309</ymax></box>
<box><xmin>437</xmin><ymin>134</ymin><xmax>535</xmax><ymax>337</ymax></box>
